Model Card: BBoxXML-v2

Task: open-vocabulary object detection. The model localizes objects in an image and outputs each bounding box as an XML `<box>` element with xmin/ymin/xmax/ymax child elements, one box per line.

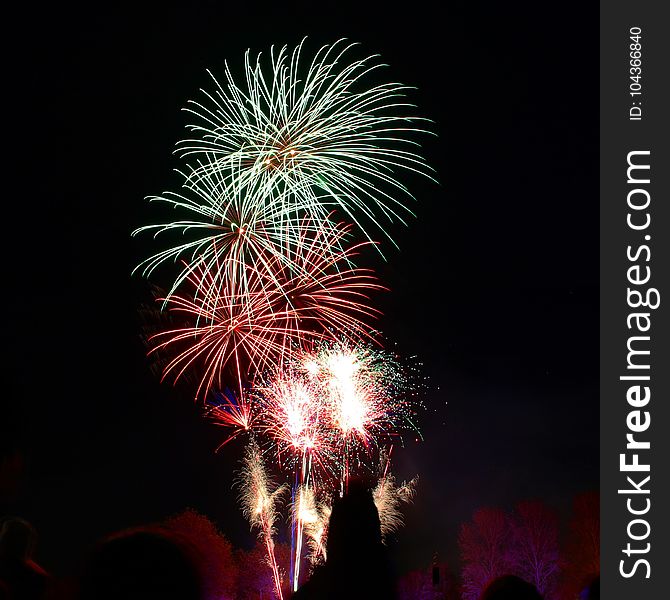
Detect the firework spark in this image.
<box><xmin>295</xmin><ymin>485</ymin><xmax>331</xmax><ymax>565</ymax></box>
<box><xmin>254</xmin><ymin>362</ymin><xmax>337</xmax><ymax>485</ymax></box>
<box><xmin>373</xmin><ymin>450</ymin><xmax>418</xmax><ymax>541</ymax></box>
<box><xmin>289</xmin><ymin>484</ymin><xmax>332</xmax><ymax>588</ymax></box>
<box><xmin>288</xmin><ymin>454</ymin><xmax>417</xmax><ymax>581</ymax></box>
<box><xmin>258</xmin><ymin>372</ymin><xmax>321</xmax><ymax>453</ymax></box>
<box><xmin>301</xmin><ymin>343</ymin><xmax>414</xmax><ymax>450</ymax></box>
<box><xmin>205</xmin><ymin>389</ymin><xmax>255</xmax><ymax>449</ymax></box>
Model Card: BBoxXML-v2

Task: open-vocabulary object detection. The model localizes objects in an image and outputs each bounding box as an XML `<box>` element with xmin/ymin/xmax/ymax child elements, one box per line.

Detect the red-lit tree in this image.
<box><xmin>235</xmin><ymin>541</ymin><xmax>291</xmax><ymax>600</ymax></box>
<box><xmin>459</xmin><ymin>507</ymin><xmax>513</xmax><ymax>600</ymax></box>
<box><xmin>163</xmin><ymin>508</ymin><xmax>238</xmax><ymax>600</ymax></box>
<box><xmin>510</xmin><ymin>500</ymin><xmax>560</xmax><ymax>599</ymax></box>
<box><xmin>559</xmin><ymin>491</ymin><xmax>600</xmax><ymax>599</ymax></box>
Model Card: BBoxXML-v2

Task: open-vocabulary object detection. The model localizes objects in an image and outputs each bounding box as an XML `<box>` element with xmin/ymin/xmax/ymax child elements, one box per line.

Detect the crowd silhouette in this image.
<box><xmin>78</xmin><ymin>527</ymin><xmax>202</xmax><ymax>600</ymax></box>
<box><xmin>1</xmin><ymin>494</ymin><xmax>599</xmax><ymax>600</ymax></box>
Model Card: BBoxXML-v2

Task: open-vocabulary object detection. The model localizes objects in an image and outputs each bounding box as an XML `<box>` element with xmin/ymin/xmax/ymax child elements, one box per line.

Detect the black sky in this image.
<box><xmin>2</xmin><ymin>0</ymin><xmax>598</xmax><ymax>576</ymax></box>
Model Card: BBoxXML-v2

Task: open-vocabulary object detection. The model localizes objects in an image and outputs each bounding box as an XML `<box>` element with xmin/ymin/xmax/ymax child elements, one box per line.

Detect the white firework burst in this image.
<box><xmin>177</xmin><ymin>38</ymin><xmax>434</xmax><ymax>247</ymax></box>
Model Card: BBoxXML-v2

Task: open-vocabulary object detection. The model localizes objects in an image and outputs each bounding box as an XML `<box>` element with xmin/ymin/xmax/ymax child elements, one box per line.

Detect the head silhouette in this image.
<box><xmin>480</xmin><ymin>575</ymin><xmax>543</xmax><ymax>600</ymax></box>
<box><xmin>326</xmin><ymin>478</ymin><xmax>383</xmax><ymax>564</ymax></box>
<box><xmin>0</xmin><ymin>517</ymin><xmax>37</xmax><ymax>561</ymax></box>
<box><xmin>293</xmin><ymin>478</ymin><xmax>396</xmax><ymax>599</ymax></box>
<box><xmin>78</xmin><ymin>527</ymin><xmax>202</xmax><ymax>600</ymax></box>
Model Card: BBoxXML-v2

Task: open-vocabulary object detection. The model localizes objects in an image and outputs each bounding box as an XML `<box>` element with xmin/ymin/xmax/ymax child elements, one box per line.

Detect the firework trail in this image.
<box><xmin>253</xmin><ymin>363</ymin><xmax>330</xmax><ymax>591</ymax></box>
<box><xmin>238</xmin><ymin>442</ymin><xmax>287</xmax><ymax>600</ymax></box>
<box><xmin>295</xmin><ymin>485</ymin><xmax>331</xmax><ymax>565</ymax></box>
<box><xmin>290</xmin><ymin>483</ymin><xmax>332</xmax><ymax>589</ymax></box>
<box><xmin>291</xmin><ymin>485</ymin><xmax>309</xmax><ymax>590</ymax></box>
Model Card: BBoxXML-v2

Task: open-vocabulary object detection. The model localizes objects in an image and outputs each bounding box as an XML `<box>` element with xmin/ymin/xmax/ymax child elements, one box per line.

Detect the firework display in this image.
<box><xmin>136</xmin><ymin>39</ymin><xmax>431</xmax><ymax>598</ymax></box>
<box><xmin>210</xmin><ymin>344</ymin><xmax>423</xmax><ymax>485</ymax></box>
<box><xmin>251</xmin><ymin>344</ymin><xmax>421</xmax><ymax>590</ymax></box>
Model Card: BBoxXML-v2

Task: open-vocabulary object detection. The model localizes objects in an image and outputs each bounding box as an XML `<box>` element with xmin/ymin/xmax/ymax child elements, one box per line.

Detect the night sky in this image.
<box><xmin>2</xmin><ymin>0</ymin><xmax>598</xmax><ymax>578</ymax></box>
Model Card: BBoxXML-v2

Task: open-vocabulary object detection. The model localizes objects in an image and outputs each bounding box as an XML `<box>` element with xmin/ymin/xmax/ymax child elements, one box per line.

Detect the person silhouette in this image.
<box><xmin>479</xmin><ymin>575</ymin><xmax>543</xmax><ymax>600</ymax></box>
<box><xmin>578</xmin><ymin>575</ymin><xmax>599</xmax><ymax>600</ymax></box>
<box><xmin>0</xmin><ymin>517</ymin><xmax>48</xmax><ymax>600</ymax></box>
<box><xmin>78</xmin><ymin>526</ymin><xmax>202</xmax><ymax>600</ymax></box>
<box><xmin>293</xmin><ymin>479</ymin><xmax>396</xmax><ymax>600</ymax></box>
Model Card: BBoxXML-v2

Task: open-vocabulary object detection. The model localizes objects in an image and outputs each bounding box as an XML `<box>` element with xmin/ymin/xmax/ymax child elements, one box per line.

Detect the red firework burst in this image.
<box><xmin>148</xmin><ymin>220</ymin><xmax>384</xmax><ymax>399</ymax></box>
